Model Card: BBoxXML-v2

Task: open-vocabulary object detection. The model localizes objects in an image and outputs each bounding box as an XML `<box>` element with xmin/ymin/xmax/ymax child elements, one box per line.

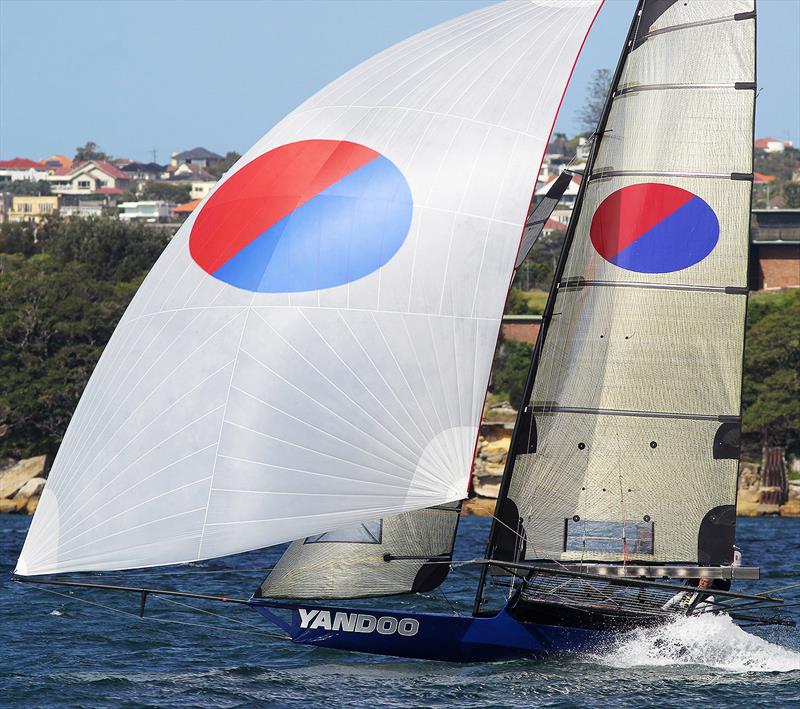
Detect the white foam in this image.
<box><xmin>593</xmin><ymin>613</ymin><xmax>800</xmax><ymax>673</ymax></box>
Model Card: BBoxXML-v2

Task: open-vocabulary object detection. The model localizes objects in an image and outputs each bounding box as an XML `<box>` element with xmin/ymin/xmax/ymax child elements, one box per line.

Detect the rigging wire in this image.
<box><xmin>20</xmin><ymin>582</ymin><xmax>290</xmax><ymax>642</ymax></box>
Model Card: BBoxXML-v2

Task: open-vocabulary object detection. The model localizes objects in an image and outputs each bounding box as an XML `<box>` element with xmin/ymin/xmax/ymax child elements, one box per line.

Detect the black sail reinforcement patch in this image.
<box><xmin>713</xmin><ymin>421</ymin><xmax>741</xmax><ymax>459</ymax></box>
<box><xmin>493</xmin><ymin>499</ymin><xmax>526</xmax><ymax>562</ymax></box>
<box><xmin>697</xmin><ymin>505</ymin><xmax>736</xmax><ymax>565</ymax></box>
<box><xmin>513</xmin><ymin>408</ymin><xmax>537</xmax><ymax>455</ymax></box>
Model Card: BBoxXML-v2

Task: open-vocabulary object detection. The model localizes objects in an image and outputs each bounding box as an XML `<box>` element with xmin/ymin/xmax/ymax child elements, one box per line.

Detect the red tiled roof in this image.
<box><xmin>58</xmin><ymin>160</ymin><xmax>130</xmax><ymax>180</ymax></box>
<box><xmin>92</xmin><ymin>161</ymin><xmax>128</xmax><ymax>179</ymax></box>
<box><xmin>172</xmin><ymin>199</ymin><xmax>201</xmax><ymax>213</ymax></box>
<box><xmin>753</xmin><ymin>172</ymin><xmax>776</xmax><ymax>184</ymax></box>
<box><xmin>95</xmin><ymin>187</ymin><xmax>125</xmax><ymax>195</ymax></box>
<box><xmin>42</xmin><ymin>154</ymin><xmax>72</xmax><ymax>169</ymax></box>
<box><xmin>0</xmin><ymin>157</ymin><xmax>46</xmax><ymax>170</ymax></box>
<box><xmin>544</xmin><ymin>218</ymin><xmax>567</xmax><ymax>231</ymax></box>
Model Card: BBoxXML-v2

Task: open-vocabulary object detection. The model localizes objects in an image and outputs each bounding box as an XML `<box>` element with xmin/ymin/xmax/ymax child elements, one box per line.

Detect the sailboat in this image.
<box><xmin>15</xmin><ymin>0</ymin><xmax>792</xmax><ymax>662</ymax></box>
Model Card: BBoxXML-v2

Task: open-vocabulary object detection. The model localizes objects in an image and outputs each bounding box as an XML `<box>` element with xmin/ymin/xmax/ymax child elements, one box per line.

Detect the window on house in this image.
<box><xmin>39</xmin><ymin>204</ymin><xmax>53</xmax><ymax>214</ymax></box>
<box><xmin>78</xmin><ymin>180</ymin><xmax>91</xmax><ymax>189</ymax></box>
<box><xmin>19</xmin><ymin>203</ymin><xmax>32</xmax><ymax>213</ymax></box>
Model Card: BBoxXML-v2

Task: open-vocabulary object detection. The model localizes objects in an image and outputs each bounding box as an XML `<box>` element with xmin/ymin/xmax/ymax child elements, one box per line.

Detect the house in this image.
<box><xmin>542</xmin><ymin>217</ymin><xmax>567</xmax><ymax>238</ymax></box>
<box><xmin>535</xmin><ymin>172</ymin><xmax>581</xmax><ymax>208</ymax></box>
<box><xmin>41</xmin><ymin>154</ymin><xmax>72</xmax><ymax>171</ymax></box>
<box><xmin>60</xmin><ymin>200</ymin><xmax>105</xmax><ymax>219</ymax></box>
<box><xmin>168</xmin><ymin>162</ymin><xmax>217</xmax><ymax>200</ymax></box>
<box><xmin>749</xmin><ymin>209</ymin><xmax>800</xmax><ymax>290</ymax></box>
<box><xmin>0</xmin><ymin>158</ymin><xmax>49</xmax><ymax>183</ymax></box>
<box><xmin>47</xmin><ymin>160</ymin><xmax>131</xmax><ymax>196</ymax></box>
<box><xmin>121</xmin><ymin>162</ymin><xmax>165</xmax><ymax>183</ymax></box>
<box><xmin>7</xmin><ymin>194</ymin><xmax>59</xmax><ymax>223</ymax></box>
<box><xmin>172</xmin><ymin>199</ymin><xmax>201</xmax><ymax>220</ymax></box>
<box><xmin>170</xmin><ymin>147</ymin><xmax>223</xmax><ymax>170</ymax></box>
<box><xmin>754</xmin><ymin>137</ymin><xmax>793</xmax><ymax>154</ymax></box>
<box><xmin>118</xmin><ymin>200</ymin><xmax>172</xmax><ymax>222</ymax></box>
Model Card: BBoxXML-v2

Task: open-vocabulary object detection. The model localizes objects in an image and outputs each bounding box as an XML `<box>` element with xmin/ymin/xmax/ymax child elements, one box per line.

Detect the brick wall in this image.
<box><xmin>757</xmin><ymin>243</ymin><xmax>800</xmax><ymax>289</ymax></box>
<box><xmin>501</xmin><ymin>320</ymin><xmax>541</xmax><ymax>344</ymax></box>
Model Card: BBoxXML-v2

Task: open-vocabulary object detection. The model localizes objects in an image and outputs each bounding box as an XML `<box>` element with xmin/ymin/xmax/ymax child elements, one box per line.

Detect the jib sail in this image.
<box><xmin>480</xmin><ymin>0</ymin><xmax>756</xmax><ymax>585</ymax></box>
<box><xmin>256</xmin><ymin>503</ymin><xmax>460</xmax><ymax>599</ymax></box>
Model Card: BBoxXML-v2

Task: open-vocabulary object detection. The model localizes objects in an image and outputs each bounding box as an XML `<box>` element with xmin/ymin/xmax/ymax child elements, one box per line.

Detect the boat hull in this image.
<box><xmin>249</xmin><ymin>600</ymin><xmax>610</xmax><ymax>662</ymax></box>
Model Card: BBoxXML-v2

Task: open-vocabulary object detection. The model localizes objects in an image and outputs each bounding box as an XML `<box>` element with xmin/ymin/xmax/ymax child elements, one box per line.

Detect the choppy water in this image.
<box><xmin>2</xmin><ymin>514</ymin><xmax>798</xmax><ymax>708</ymax></box>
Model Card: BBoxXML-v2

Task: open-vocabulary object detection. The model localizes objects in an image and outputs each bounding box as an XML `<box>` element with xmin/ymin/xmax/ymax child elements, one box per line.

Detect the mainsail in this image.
<box><xmin>17</xmin><ymin>0</ymin><xmax>603</xmax><ymax>576</ymax></box>
<box><xmin>481</xmin><ymin>0</ymin><xmax>756</xmax><ymax>585</ymax></box>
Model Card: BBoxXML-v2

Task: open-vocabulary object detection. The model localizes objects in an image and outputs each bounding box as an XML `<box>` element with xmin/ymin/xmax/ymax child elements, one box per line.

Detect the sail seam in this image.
<box><xmin>615</xmin><ymin>82</ymin><xmax>755</xmax><ymax>96</ymax></box>
<box><xmin>557</xmin><ymin>280</ymin><xmax>749</xmax><ymax>294</ymax></box>
<box><xmin>639</xmin><ymin>13</ymin><xmax>754</xmax><ymax>43</ymax></box>
<box><xmin>529</xmin><ymin>405</ymin><xmax>740</xmax><ymax>422</ymax></box>
<box><xmin>197</xmin><ymin>306</ymin><xmax>253</xmax><ymax>560</ymax></box>
<box><xmin>590</xmin><ymin>170</ymin><xmax>753</xmax><ymax>181</ymax></box>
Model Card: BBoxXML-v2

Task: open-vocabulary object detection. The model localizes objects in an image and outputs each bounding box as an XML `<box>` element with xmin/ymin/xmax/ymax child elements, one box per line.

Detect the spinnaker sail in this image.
<box><xmin>17</xmin><ymin>0</ymin><xmax>603</xmax><ymax>576</ymax></box>
<box><xmin>480</xmin><ymin>0</ymin><xmax>756</xmax><ymax>594</ymax></box>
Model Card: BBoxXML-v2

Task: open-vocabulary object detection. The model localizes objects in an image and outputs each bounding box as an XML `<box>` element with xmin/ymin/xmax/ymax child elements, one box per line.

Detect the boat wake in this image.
<box><xmin>593</xmin><ymin>613</ymin><xmax>800</xmax><ymax>673</ymax></box>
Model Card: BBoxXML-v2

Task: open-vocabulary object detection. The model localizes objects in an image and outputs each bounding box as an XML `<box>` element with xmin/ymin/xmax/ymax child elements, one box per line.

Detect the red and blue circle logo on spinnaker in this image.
<box><xmin>590</xmin><ymin>183</ymin><xmax>719</xmax><ymax>273</ymax></box>
<box><xmin>189</xmin><ymin>139</ymin><xmax>413</xmax><ymax>292</ymax></box>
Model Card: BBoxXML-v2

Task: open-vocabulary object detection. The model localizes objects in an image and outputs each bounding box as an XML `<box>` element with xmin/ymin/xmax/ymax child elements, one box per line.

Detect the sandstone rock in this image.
<box><xmin>0</xmin><ymin>499</ymin><xmax>17</xmax><ymax>513</ymax></box>
<box><xmin>483</xmin><ymin>462</ymin><xmax>505</xmax><ymax>476</ymax></box>
<box><xmin>736</xmin><ymin>488</ymin><xmax>761</xmax><ymax>517</ymax></box>
<box><xmin>462</xmin><ymin>497</ymin><xmax>496</xmax><ymax>516</ymax></box>
<box><xmin>481</xmin><ymin>437</ymin><xmax>510</xmax><ymax>456</ymax></box>
<box><xmin>0</xmin><ymin>456</ymin><xmax>47</xmax><ymax>499</ymax></box>
<box><xmin>25</xmin><ymin>496</ymin><xmax>40</xmax><ymax>515</ymax></box>
<box><xmin>779</xmin><ymin>498</ymin><xmax>800</xmax><ymax>517</ymax></box>
<box><xmin>473</xmin><ymin>481</ymin><xmax>500</xmax><ymax>499</ymax></box>
<box><xmin>13</xmin><ymin>477</ymin><xmax>46</xmax><ymax>499</ymax></box>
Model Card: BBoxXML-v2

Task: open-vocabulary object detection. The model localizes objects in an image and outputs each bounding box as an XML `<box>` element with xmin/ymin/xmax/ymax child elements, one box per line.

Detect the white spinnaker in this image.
<box><xmin>17</xmin><ymin>0</ymin><xmax>601</xmax><ymax>576</ymax></box>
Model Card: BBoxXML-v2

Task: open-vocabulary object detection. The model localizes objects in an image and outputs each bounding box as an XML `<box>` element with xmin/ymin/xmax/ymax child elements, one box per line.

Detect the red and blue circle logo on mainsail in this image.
<box><xmin>189</xmin><ymin>139</ymin><xmax>413</xmax><ymax>292</ymax></box>
<box><xmin>590</xmin><ymin>183</ymin><xmax>719</xmax><ymax>273</ymax></box>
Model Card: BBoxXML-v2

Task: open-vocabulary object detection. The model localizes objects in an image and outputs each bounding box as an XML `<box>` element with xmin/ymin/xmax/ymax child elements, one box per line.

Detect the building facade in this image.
<box><xmin>7</xmin><ymin>195</ymin><xmax>59</xmax><ymax>223</ymax></box>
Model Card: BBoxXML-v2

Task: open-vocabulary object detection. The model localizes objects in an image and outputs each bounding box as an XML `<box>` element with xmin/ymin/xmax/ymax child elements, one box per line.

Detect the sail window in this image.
<box><xmin>564</xmin><ymin>520</ymin><xmax>654</xmax><ymax>555</ymax></box>
<box><xmin>304</xmin><ymin>520</ymin><xmax>383</xmax><ymax>545</ymax></box>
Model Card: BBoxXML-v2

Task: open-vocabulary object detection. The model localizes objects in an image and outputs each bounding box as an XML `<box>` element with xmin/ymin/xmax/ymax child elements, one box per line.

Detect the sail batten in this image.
<box><xmin>17</xmin><ymin>0</ymin><xmax>603</xmax><ymax>577</ymax></box>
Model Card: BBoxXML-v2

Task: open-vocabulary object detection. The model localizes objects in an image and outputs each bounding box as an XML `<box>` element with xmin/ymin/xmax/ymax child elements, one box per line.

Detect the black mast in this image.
<box><xmin>472</xmin><ymin>0</ymin><xmax>647</xmax><ymax>616</ymax></box>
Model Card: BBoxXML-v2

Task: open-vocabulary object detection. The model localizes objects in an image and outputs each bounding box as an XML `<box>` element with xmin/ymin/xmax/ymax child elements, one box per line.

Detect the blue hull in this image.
<box><xmin>249</xmin><ymin>600</ymin><xmax>611</xmax><ymax>662</ymax></box>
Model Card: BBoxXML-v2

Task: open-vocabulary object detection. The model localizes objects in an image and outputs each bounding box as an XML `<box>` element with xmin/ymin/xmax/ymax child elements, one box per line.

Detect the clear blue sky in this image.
<box><xmin>1</xmin><ymin>0</ymin><xmax>798</xmax><ymax>162</ymax></box>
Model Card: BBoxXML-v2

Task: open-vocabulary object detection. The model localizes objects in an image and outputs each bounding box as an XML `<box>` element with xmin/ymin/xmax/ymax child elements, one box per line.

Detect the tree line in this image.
<box><xmin>0</xmin><ymin>217</ymin><xmax>797</xmax><ymax>462</ymax></box>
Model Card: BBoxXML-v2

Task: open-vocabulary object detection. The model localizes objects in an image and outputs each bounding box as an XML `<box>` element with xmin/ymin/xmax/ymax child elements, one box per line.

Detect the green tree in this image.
<box><xmin>141</xmin><ymin>181</ymin><xmax>192</xmax><ymax>204</ymax></box>
<box><xmin>0</xmin><ymin>254</ymin><xmax>139</xmax><ymax>457</ymax></box>
<box><xmin>784</xmin><ymin>182</ymin><xmax>800</xmax><ymax>209</ymax></box>
<box><xmin>490</xmin><ymin>339</ymin><xmax>534</xmax><ymax>410</ymax></box>
<box><xmin>74</xmin><ymin>141</ymin><xmax>109</xmax><ymax>162</ymax></box>
<box><xmin>505</xmin><ymin>288</ymin><xmax>530</xmax><ymax>314</ymax></box>
<box><xmin>206</xmin><ymin>151</ymin><xmax>241</xmax><ymax>179</ymax></box>
<box><xmin>0</xmin><ymin>223</ymin><xmax>38</xmax><ymax>256</ymax></box>
<box><xmin>1</xmin><ymin>180</ymin><xmax>51</xmax><ymax>196</ymax></box>
<box><xmin>36</xmin><ymin>217</ymin><xmax>171</xmax><ymax>282</ymax></box>
<box><xmin>741</xmin><ymin>289</ymin><xmax>800</xmax><ymax>458</ymax></box>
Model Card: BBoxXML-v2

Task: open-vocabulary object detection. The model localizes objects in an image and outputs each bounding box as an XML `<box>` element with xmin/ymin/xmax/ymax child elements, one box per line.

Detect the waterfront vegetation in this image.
<box><xmin>0</xmin><ymin>218</ymin><xmax>798</xmax><ymax>463</ymax></box>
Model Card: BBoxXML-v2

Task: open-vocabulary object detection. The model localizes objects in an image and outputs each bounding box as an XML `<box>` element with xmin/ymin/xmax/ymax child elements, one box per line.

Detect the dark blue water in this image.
<box><xmin>2</xmin><ymin>514</ymin><xmax>798</xmax><ymax>708</ymax></box>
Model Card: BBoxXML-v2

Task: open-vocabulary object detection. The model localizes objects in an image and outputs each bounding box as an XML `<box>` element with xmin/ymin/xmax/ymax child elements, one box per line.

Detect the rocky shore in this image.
<box><xmin>2</xmin><ymin>437</ymin><xmax>798</xmax><ymax>519</ymax></box>
<box><xmin>0</xmin><ymin>456</ymin><xmax>46</xmax><ymax>515</ymax></box>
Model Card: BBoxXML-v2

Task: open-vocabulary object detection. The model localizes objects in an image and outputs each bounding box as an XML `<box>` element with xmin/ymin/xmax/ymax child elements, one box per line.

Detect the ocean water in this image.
<box><xmin>2</xmin><ymin>514</ymin><xmax>798</xmax><ymax>708</ymax></box>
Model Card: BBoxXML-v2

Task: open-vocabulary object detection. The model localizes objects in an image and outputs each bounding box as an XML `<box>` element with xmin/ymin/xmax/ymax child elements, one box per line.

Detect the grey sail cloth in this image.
<box><xmin>255</xmin><ymin>503</ymin><xmax>460</xmax><ymax>599</ymax></box>
<box><xmin>489</xmin><ymin>0</ymin><xmax>755</xmax><ymax>567</ymax></box>
<box><xmin>515</xmin><ymin>171</ymin><xmax>573</xmax><ymax>269</ymax></box>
